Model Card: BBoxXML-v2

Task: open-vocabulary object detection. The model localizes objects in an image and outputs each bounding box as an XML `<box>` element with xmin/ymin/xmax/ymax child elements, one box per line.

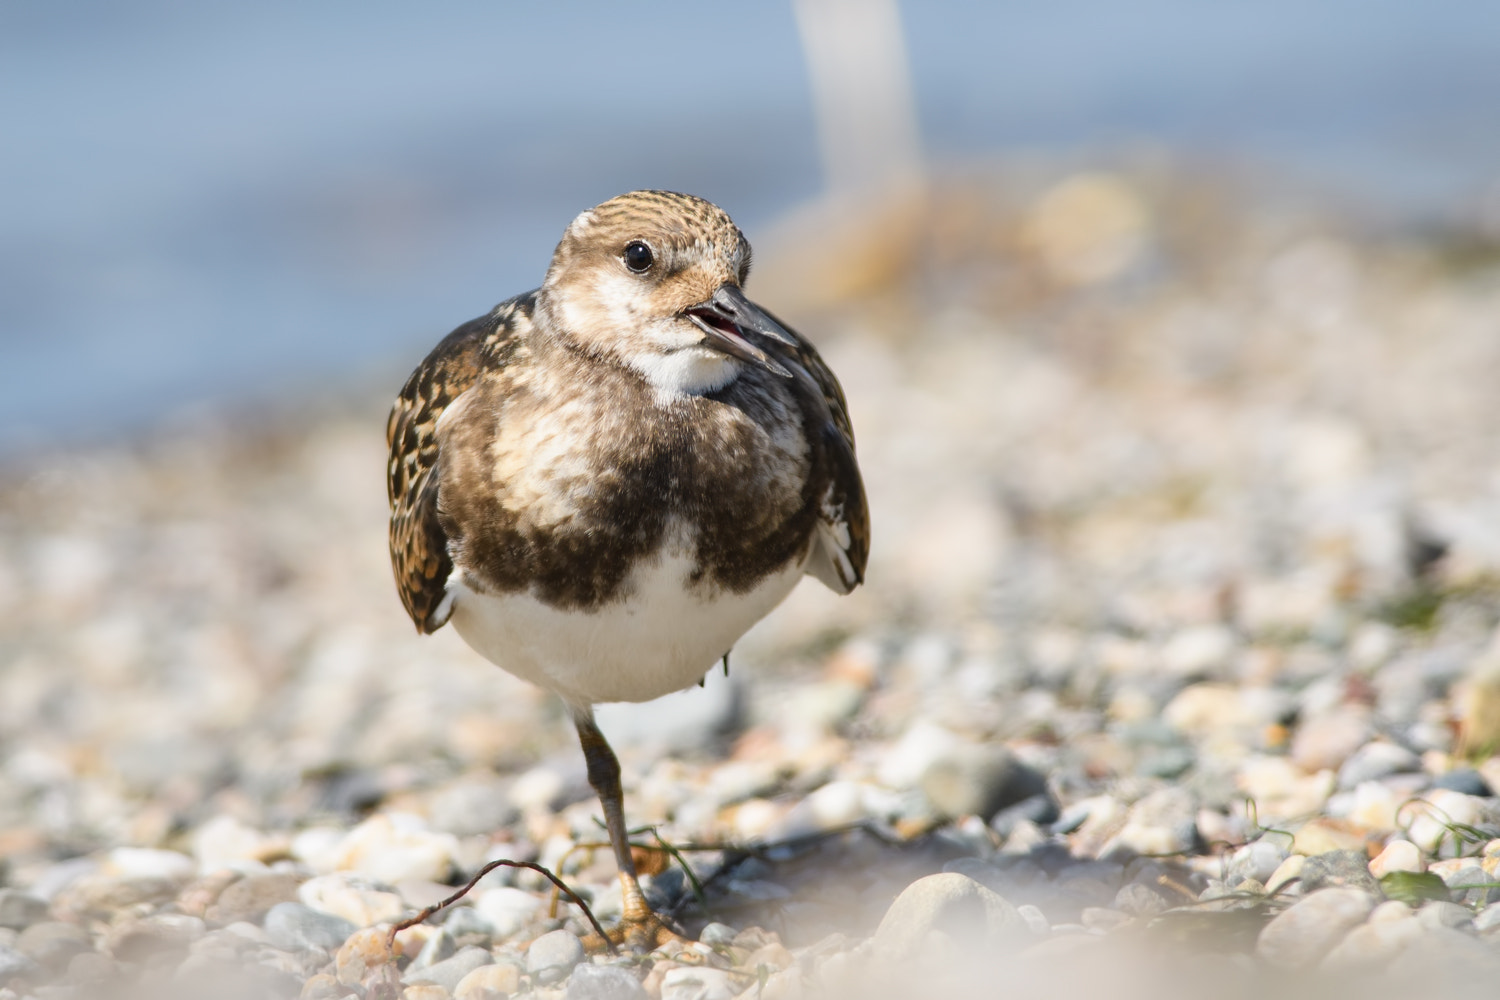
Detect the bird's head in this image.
<box><xmin>540</xmin><ymin>190</ymin><xmax>795</xmax><ymax>396</ymax></box>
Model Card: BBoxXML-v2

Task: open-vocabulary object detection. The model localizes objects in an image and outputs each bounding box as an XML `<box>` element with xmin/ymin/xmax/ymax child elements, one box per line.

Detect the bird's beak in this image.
<box><xmin>684</xmin><ymin>284</ymin><xmax>795</xmax><ymax>378</ymax></box>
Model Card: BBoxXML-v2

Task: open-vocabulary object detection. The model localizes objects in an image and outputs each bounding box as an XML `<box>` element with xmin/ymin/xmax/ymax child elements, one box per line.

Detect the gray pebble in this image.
<box><xmin>262</xmin><ymin>902</ymin><xmax>357</xmax><ymax>952</ymax></box>
<box><xmin>567</xmin><ymin>963</ymin><xmax>648</xmax><ymax>1000</ymax></box>
<box><xmin>989</xmin><ymin>792</ymin><xmax>1061</xmax><ymax>837</ymax></box>
<box><xmin>1299</xmin><ymin>850</ymin><xmax>1381</xmax><ymax>895</ymax></box>
<box><xmin>697</xmin><ymin>922</ymin><xmax>737</xmax><ymax>946</ymax></box>
<box><xmin>1433</xmin><ymin>768</ymin><xmax>1492</xmax><ymax>796</ymax></box>
<box><xmin>409</xmin><ymin>926</ymin><xmax>456</xmax><ymax>969</ymax></box>
<box><xmin>205</xmin><ymin>872</ymin><xmax>304</xmax><ymax>926</ymax></box>
<box><xmin>0</xmin><ymin>892</ymin><xmax>47</xmax><ymax>932</ymax></box>
<box><xmin>15</xmin><ymin>921</ymin><xmax>92</xmax><ymax>970</ymax></box>
<box><xmin>1475</xmin><ymin>902</ymin><xmax>1500</xmax><ymax>933</ymax></box>
<box><xmin>920</xmin><ymin>746</ymin><xmax>1048</xmax><ymax>822</ymax></box>
<box><xmin>873</xmin><ymin>873</ymin><xmax>1028</xmax><ymax>962</ymax></box>
<box><xmin>527</xmin><ymin>928</ymin><xmax>584</xmax><ymax>984</ymax></box>
<box><xmin>440</xmin><ymin>905</ymin><xmax>495</xmax><ymax>942</ymax></box>
<box><xmin>1016</xmin><ymin>903</ymin><xmax>1050</xmax><ymax>935</ymax></box>
<box><xmin>1227</xmin><ymin>838</ymin><xmax>1289</xmax><ymax>885</ymax></box>
<box><xmin>1257</xmin><ymin>888</ymin><xmax>1377</xmax><ymax>969</ymax></box>
<box><xmin>405</xmin><ymin>944</ymin><xmax>493</xmax><ymax>992</ymax></box>
<box><xmin>1418</xmin><ymin>900</ymin><xmax>1476</xmax><ymax>933</ymax></box>
<box><xmin>661</xmin><ymin>965</ymin><xmax>738</xmax><ymax>1000</ymax></box>
<box><xmin>1336</xmin><ymin>742</ymin><xmax>1422</xmax><ymax>790</ymax></box>
<box><xmin>1115</xmin><ymin>883</ymin><xmax>1169</xmax><ymax>917</ymax></box>
<box><xmin>0</xmin><ymin>944</ymin><xmax>40</xmax><ymax>986</ymax></box>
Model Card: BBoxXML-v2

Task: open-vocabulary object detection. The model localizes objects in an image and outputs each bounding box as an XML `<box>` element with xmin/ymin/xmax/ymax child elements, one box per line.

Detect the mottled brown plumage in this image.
<box><xmin>384</xmin><ymin>190</ymin><xmax>867</xmax><ymax>947</ymax></box>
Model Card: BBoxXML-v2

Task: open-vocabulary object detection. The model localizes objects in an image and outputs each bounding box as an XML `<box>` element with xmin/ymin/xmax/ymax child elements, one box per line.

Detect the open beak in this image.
<box><xmin>684</xmin><ymin>284</ymin><xmax>795</xmax><ymax>378</ymax></box>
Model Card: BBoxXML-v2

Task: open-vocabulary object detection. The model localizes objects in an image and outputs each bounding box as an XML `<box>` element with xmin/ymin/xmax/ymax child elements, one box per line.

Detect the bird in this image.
<box><xmin>386</xmin><ymin>190</ymin><xmax>868</xmax><ymax>948</ymax></box>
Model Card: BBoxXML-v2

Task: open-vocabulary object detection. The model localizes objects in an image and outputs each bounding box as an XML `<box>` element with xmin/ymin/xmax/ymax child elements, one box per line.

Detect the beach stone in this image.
<box><xmin>1114</xmin><ymin>883</ymin><xmax>1169</xmax><ymax>916</ymax></box>
<box><xmin>0</xmin><ymin>892</ymin><xmax>46</xmax><ymax>931</ymax></box>
<box><xmin>299</xmin><ymin>873</ymin><xmax>405</xmax><ymax>927</ymax></box>
<box><xmin>105</xmin><ymin>913</ymin><xmax>204</xmax><ymax>961</ymax></box>
<box><xmin>193</xmin><ymin>815</ymin><xmax>279</xmax><ymax>871</ymax></box>
<box><xmin>566</xmin><ymin>963</ymin><xmax>647</xmax><ymax>1000</ymax></box>
<box><xmin>0</xmin><ymin>944</ymin><xmax>40</xmax><ymax>985</ymax></box>
<box><xmin>1300</xmin><ymin>850</ymin><xmax>1381</xmax><ymax>894</ymax></box>
<box><xmin>1407</xmin><ymin>790</ymin><xmax>1488</xmax><ymax>856</ymax></box>
<box><xmin>1227</xmin><ymin>838</ymin><xmax>1288</xmax><ymax>884</ymax></box>
<box><xmin>67</xmin><ymin>951</ymin><xmax>118</xmax><ymax>984</ymax></box>
<box><xmin>331</xmin><ymin>814</ymin><xmax>460</xmax><ymax>885</ymax></box>
<box><xmin>872</xmin><ymin>873</ymin><xmax>1027</xmax><ymax>962</ymax></box>
<box><xmin>1336</xmin><ymin>742</ymin><xmax>1421</xmax><ymax>790</ymax></box>
<box><xmin>1291</xmin><ymin>706</ymin><xmax>1372</xmax><ymax>773</ymax></box>
<box><xmin>265</xmin><ymin>901</ymin><xmax>358</xmax><ymax>952</ymax></box>
<box><xmin>105</xmin><ymin>846</ymin><xmax>197</xmax><ymax>881</ymax></box>
<box><xmin>1321</xmin><ymin>913</ymin><xmax>1423</xmax><ymax>969</ymax></box>
<box><xmin>476</xmin><ymin>887</ymin><xmax>543</xmax><ymax>939</ymax></box>
<box><xmin>403</xmin><ymin>986</ymin><xmax>451</xmax><ymax>1000</ymax></box>
<box><xmin>1418</xmin><ymin>901</ymin><xmax>1476</xmax><ymax>933</ymax></box>
<box><xmin>1265</xmin><ymin>853</ymin><xmax>1305</xmax><ymax>896</ymax></box>
<box><xmin>1104</xmin><ymin>787</ymin><xmax>1197</xmax><ymax>856</ymax></box>
<box><xmin>206</xmin><ymin>871</ymin><xmax>305</xmax><ymax>925</ymax></box>
<box><xmin>698</xmin><ymin>922</ymin><xmax>737</xmax><ymax>946</ymax></box>
<box><xmin>409</xmin><ymin>927</ymin><xmax>456</xmax><ymax>970</ymax></box>
<box><xmin>1474</xmin><ymin>902</ymin><xmax>1500</xmax><ymax>932</ymax></box>
<box><xmin>1369</xmin><ymin>839</ymin><xmax>1423</xmax><ymax>879</ymax></box>
<box><xmin>527</xmin><ymin>929</ymin><xmax>584</xmax><ymax>984</ymax></box>
<box><xmin>1433</xmin><ymin>768</ymin><xmax>1493</xmax><ymax>797</ymax></box>
<box><xmin>1256</xmin><ymin>888</ymin><xmax>1377</xmax><ymax>968</ymax></box>
<box><xmin>335</xmin><ymin>926</ymin><xmax>400</xmax><ymax>986</ymax></box>
<box><xmin>16</xmin><ymin>921</ymin><xmax>92</xmax><ymax>970</ymax></box>
<box><xmin>989</xmin><ymin>793</ymin><xmax>1061</xmax><ymax>836</ymax></box>
<box><xmin>920</xmin><ymin>744</ymin><xmax>1048</xmax><ymax>822</ymax></box>
<box><xmin>660</xmin><ymin>965</ymin><xmax>738</xmax><ymax>1000</ymax></box>
<box><xmin>405</xmin><ymin>946</ymin><xmax>493</xmax><ymax>992</ymax></box>
<box><xmin>300</xmin><ymin>973</ymin><xmax>357</xmax><ymax>998</ymax></box>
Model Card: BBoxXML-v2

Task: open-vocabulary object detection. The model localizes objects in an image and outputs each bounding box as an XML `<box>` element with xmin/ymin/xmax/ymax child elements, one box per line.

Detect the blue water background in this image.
<box><xmin>3</xmin><ymin>1</ymin><xmax>1499</xmax><ymax>453</ymax></box>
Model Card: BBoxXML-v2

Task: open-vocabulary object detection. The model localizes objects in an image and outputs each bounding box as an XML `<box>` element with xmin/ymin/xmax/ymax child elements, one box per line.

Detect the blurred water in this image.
<box><xmin>2</xmin><ymin>1</ymin><xmax>1499</xmax><ymax>453</ymax></box>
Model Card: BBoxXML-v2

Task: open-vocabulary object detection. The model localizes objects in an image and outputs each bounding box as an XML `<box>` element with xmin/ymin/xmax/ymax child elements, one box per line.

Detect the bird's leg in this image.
<box><xmin>573</xmin><ymin>712</ymin><xmax>684</xmax><ymax>951</ymax></box>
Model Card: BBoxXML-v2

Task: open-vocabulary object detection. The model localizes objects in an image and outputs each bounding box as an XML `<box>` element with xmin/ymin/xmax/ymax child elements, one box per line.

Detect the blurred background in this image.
<box><xmin>4</xmin><ymin>0</ymin><xmax>1500</xmax><ymax>453</ymax></box>
<box><xmin>5</xmin><ymin>0</ymin><xmax>1500</xmax><ymax>982</ymax></box>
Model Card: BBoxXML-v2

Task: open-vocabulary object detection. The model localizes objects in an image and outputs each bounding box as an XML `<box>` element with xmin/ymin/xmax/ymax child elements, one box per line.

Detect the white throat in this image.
<box><xmin>628</xmin><ymin>347</ymin><xmax>743</xmax><ymax>401</ymax></box>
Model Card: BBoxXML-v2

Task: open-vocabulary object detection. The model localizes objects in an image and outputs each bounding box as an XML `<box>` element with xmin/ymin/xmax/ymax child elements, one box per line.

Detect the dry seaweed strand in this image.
<box><xmin>386</xmin><ymin>858</ymin><xmax>614</xmax><ymax>954</ymax></box>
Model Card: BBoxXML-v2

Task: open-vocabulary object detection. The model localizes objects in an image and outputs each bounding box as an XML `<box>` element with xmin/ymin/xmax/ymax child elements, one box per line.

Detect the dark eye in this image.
<box><xmin>623</xmin><ymin>241</ymin><xmax>654</xmax><ymax>273</ymax></box>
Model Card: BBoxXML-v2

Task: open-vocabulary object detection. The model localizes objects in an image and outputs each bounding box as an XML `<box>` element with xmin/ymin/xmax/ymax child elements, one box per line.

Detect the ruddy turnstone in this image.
<box><xmin>386</xmin><ymin>190</ymin><xmax>868</xmax><ymax>947</ymax></box>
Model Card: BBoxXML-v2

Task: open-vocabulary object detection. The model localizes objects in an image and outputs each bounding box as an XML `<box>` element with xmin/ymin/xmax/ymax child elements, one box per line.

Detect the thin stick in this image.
<box><xmin>386</xmin><ymin>859</ymin><xmax>614</xmax><ymax>954</ymax></box>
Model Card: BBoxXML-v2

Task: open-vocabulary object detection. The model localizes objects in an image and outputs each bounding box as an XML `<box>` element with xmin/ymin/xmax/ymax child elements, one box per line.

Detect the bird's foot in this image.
<box><xmin>583</xmin><ymin>907</ymin><xmax>690</xmax><ymax>954</ymax></box>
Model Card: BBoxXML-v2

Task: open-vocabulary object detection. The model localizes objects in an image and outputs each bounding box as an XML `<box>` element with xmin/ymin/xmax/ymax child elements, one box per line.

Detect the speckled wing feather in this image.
<box><xmin>765</xmin><ymin>310</ymin><xmax>870</xmax><ymax>592</ymax></box>
<box><xmin>387</xmin><ymin>296</ymin><xmax>528</xmax><ymax>632</ymax></box>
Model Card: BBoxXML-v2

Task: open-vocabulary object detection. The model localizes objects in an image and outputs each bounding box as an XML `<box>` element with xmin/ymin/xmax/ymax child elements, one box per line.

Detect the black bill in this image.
<box><xmin>684</xmin><ymin>284</ymin><xmax>795</xmax><ymax>378</ymax></box>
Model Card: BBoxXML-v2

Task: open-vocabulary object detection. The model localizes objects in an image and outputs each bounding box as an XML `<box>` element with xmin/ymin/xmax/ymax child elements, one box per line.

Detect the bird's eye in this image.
<box><xmin>623</xmin><ymin>241</ymin><xmax>654</xmax><ymax>273</ymax></box>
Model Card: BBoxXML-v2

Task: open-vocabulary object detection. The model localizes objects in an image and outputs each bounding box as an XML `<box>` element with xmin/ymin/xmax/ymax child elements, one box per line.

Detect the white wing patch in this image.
<box><xmin>804</xmin><ymin>482</ymin><xmax>858</xmax><ymax>594</ymax></box>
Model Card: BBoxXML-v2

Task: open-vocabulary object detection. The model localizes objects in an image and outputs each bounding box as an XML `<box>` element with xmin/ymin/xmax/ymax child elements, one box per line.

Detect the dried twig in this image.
<box><xmin>386</xmin><ymin>858</ymin><xmax>614</xmax><ymax>954</ymax></box>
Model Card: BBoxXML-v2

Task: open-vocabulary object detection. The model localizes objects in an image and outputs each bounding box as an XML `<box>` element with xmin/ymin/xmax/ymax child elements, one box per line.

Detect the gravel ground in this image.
<box><xmin>3</xmin><ymin>167</ymin><xmax>1500</xmax><ymax>999</ymax></box>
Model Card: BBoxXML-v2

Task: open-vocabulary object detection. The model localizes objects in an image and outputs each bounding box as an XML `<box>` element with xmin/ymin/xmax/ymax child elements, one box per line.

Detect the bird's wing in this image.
<box><xmin>769</xmin><ymin>313</ymin><xmax>870</xmax><ymax>594</ymax></box>
<box><xmin>386</xmin><ymin>295</ymin><xmax>528</xmax><ymax>632</ymax></box>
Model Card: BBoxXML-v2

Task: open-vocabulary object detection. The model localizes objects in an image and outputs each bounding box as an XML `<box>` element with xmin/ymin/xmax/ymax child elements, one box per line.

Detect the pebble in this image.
<box><xmin>1291</xmin><ymin>706</ymin><xmax>1373</xmax><ymax>773</ymax></box>
<box><xmin>1298</xmin><ymin>849</ymin><xmax>1381</xmax><ymax>895</ymax></box>
<box><xmin>206</xmin><ymin>872</ymin><xmax>306</xmax><ymax>926</ymax></box>
<box><xmin>0</xmin><ymin>945</ymin><xmax>39</xmax><ymax>986</ymax></box>
<box><xmin>1226</xmin><ymin>838</ymin><xmax>1288</xmax><ymax>884</ymax></box>
<box><xmin>456</xmin><ymin>962</ymin><xmax>523</xmax><ymax>1000</ymax></box>
<box><xmin>0</xmin><ymin>893</ymin><xmax>45</xmax><ymax>932</ymax></box>
<box><xmin>919</xmin><ymin>744</ymin><xmax>1049</xmax><ymax>821</ymax></box>
<box><xmin>335</xmin><ymin>926</ymin><xmax>399</xmax><ymax>986</ymax></box>
<box><xmin>565</xmin><ymin>963</ymin><xmax>648</xmax><ymax>1000</ymax></box>
<box><xmin>405</xmin><ymin>946</ymin><xmax>493</xmax><ymax>993</ymax></box>
<box><xmin>660</xmin><ymin>966</ymin><xmax>739</xmax><ymax>1000</ymax></box>
<box><xmin>1407</xmin><ymin>790</ymin><xmax>1488</xmax><ymax>856</ymax></box>
<box><xmin>1335</xmin><ymin>741</ymin><xmax>1422</xmax><ymax>790</ymax></box>
<box><xmin>475</xmin><ymin>887</ymin><xmax>541</xmax><ymax>940</ymax></box>
<box><xmin>1256</xmin><ymin>888</ymin><xmax>1377</xmax><ymax>968</ymax></box>
<box><xmin>299</xmin><ymin>873</ymin><xmax>406</xmax><ymax>927</ymax></box>
<box><xmin>402</xmin><ymin>986</ymin><xmax>451</xmax><ymax>1000</ymax></box>
<box><xmin>1321</xmin><ymin>912</ymin><xmax>1423</xmax><ymax>969</ymax></box>
<box><xmin>15</xmin><ymin>922</ymin><xmax>92</xmax><ymax>971</ymax></box>
<box><xmin>526</xmin><ymin>929</ymin><xmax>584</xmax><ymax>984</ymax></box>
<box><xmin>1418</xmin><ymin>900</ymin><xmax>1476</xmax><ymax>933</ymax></box>
<box><xmin>1368</xmin><ymin>839</ymin><xmax>1423</xmax><ymax>878</ymax></box>
<box><xmin>1433</xmin><ymin>767</ymin><xmax>1492</xmax><ymax>796</ymax></box>
<box><xmin>264</xmin><ymin>902</ymin><xmax>359</xmax><ymax>952</ymax></box>
<box><xmin>871</xmin><ymin>873</ymin><xmax>1027</xmax><ymax>963</ymax></box>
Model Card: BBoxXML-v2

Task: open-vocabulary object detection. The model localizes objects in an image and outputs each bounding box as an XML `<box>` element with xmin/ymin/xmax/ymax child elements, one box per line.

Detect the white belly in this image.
<box><xmin>447</xmin><ymin>548</ymin><xmax>805</xmax><ymax>709</ymax></box>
